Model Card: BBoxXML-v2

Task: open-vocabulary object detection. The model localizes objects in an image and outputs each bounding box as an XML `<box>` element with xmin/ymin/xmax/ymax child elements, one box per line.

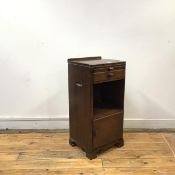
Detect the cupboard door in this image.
<box><xmin>93</xmin><ymin>113</ymin><xmax>123</xmax><ymax>148</ymax></box>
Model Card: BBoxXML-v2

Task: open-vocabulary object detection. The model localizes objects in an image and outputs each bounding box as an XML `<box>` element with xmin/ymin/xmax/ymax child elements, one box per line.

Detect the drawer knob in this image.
<box><xmin>108</xmin><ymin>67</ymin><xmax>114</xmax><ymax>71</ymax></box>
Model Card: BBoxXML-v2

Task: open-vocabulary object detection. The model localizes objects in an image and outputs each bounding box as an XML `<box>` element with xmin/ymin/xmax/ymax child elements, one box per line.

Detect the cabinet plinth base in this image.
<box><xmin>86</xmin><ymin>152</ymin><xmax>97</xmax><ymax>160</ymax></box>
<box><xmin>115</xmin><ymin>138</ymin><xmax>124</xmax><ymax>148</ymax></box>
<box><xmin>69</xmin><ymin>138</ymin><xmax>77</xmax><ymax>147</ymax></box>
<box><xmin>69</xmin><ymin>137</ymin><xmax>124</xmax><ymax>159</ymax></box>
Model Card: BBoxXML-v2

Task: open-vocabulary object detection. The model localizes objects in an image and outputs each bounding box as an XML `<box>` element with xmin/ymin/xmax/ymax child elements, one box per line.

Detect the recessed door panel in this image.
<box><xmin>93</xmin><ymin>113</ymin><xmax>123</xmax><ymax>148</ymax></box>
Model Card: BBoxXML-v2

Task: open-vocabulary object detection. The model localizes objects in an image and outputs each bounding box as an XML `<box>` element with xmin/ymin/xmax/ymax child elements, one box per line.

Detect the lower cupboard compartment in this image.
<box><xmin>93</xmin><ymin>113</ymin><xmax>123</xmax><ymax>148</ymax></box>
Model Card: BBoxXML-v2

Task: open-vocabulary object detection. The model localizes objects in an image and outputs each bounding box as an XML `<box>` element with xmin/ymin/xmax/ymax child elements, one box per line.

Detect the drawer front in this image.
<box><xmin>93</xmin><ymin>69</ymin><xmax>125</xmax><ymax>83</ymax></box>
<box><xmin>93</xmin><ymin>113</ymin><xmax>123</xmax><ymax>148</ymax></box>
<box><xmin>93</xmin><ymin>65</ymin><xmax>124</xmax><ymax>73</ymax></box>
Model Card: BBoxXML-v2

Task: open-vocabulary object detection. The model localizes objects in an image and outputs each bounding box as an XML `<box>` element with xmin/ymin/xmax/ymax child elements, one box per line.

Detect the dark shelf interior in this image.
<box><xmin>93</xmin><ymin>80</ymin><xmax>124</xmax><ymax>120</ymax></box>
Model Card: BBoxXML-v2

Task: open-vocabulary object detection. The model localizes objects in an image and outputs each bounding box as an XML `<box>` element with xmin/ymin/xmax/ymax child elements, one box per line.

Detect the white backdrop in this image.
<box><xmin>0</xmin><ymin>0</ymin><xmax>175</xmax><ymax>129</ymax></box>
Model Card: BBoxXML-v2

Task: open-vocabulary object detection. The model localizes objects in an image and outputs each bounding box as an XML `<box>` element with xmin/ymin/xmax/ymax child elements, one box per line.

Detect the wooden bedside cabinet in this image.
<box><xmin>67</xmin><ymin>56</ymin><xmax>126</xmax><ymax>159</ymax></box>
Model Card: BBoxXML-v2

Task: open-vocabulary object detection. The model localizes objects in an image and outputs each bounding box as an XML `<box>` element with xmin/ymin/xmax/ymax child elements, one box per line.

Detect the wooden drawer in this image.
<box><xmin>93</xmin><ymin>113</ymin><xmax>123</xmax><ymax>148</ymax></box>
<box><xmin>93</xmin><ymin>69</ymin><xmax>125</xmax><ymax>83</ymax></box>
<box><xmin>93</xmin><ymin>64</ymin><xmax>125</xmax><ymax>73</ymax></box>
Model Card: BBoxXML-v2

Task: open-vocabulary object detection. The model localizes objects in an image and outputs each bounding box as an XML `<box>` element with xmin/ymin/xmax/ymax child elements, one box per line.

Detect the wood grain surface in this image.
<box><xmin>0</xmin><ymin>131</ymin><xmax>174</xmax><ymax>174</ymax></box>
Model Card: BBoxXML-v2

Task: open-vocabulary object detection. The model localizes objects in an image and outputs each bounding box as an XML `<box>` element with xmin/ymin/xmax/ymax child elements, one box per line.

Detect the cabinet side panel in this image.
<box><xmin>68</xmin><ymin>64</ymin><xmax>93</xmax><ymax>151</ymax></box>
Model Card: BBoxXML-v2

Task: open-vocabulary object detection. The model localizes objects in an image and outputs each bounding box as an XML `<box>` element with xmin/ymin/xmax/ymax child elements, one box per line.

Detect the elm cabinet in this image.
<box><xmin>68</xmin><ymin>56</ymin><xmax>126</xmax><ymax>159</ymax></box>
